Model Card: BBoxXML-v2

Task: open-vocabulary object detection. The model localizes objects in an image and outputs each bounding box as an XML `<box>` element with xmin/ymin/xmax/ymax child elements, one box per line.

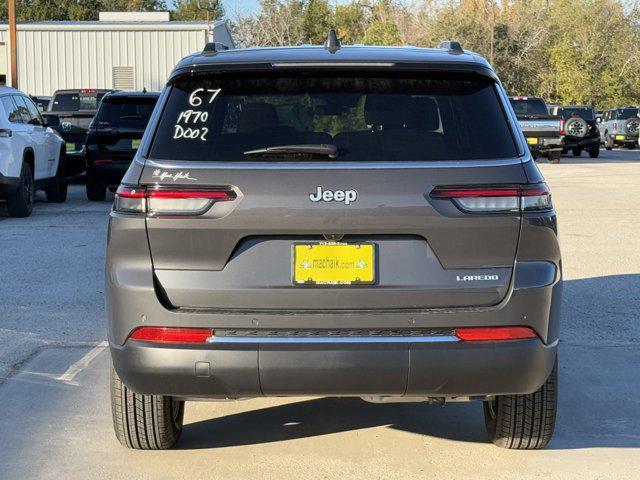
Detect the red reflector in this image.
<box><xmin>129</xmin><ymin>327</ymin><xmax>211</xmax><ymax>344</ymax></box>
<box><xmin>147</xmin><ymin>189</ymin><xmax>236</xmax><ymax>201</ymax></box>
<box><xmin>92</xmin><ymin>159</ymin><xmax>113</xmax><ymax>165</ymax></box>
<box><xmin>80</xmin><ymin>89</ymin><xmax>97</xmax><ymax>93</ymax></box>
<box><xmin>455</xmin><ymin>327</ymin><xmax>537</xmax><ymax>342</ymax></box>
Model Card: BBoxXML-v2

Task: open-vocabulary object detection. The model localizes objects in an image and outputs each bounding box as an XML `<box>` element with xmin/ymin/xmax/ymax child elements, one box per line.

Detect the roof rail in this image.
<box><xmin>438</xmin><ymin>40</ymin><xmax>463</xmax><ymax>54</ymax></box>
<box><xmin>203</xmin><ymin>42</ymin><xmax>230</xmax><ymax>54</ymax></box>
<box><xmin>324</xmin><ymin>29</ymin><xmax>341</xmax><ymax>54</ymax></box>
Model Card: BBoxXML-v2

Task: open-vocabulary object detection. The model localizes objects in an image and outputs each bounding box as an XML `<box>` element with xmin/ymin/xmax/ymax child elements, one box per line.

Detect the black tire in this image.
<box><xmin>6</xmin><ymin>161</ymin><xmax>35</xmax><ymax>217</ymax></box>
<box><xmin>605</xmin><ymin>133</ymin><xmax>613</xmax><ymax>150</ymax></box>
<box><xmin>86</xmin><ymin>174</ymin><xmax>107</xmax><ymax>201</ymax></box>
<box><xmin>624</xmin><ymin>117</ymin><xmax>639</xmax><ymax>136</ymax></box>
<box><xmin>45</xmin><ymin>153</ymin><xmax>68</xmax><ymax>203</ymax></box>
<box><xmin>626</xmin><ymin>143</ymin><xmax>636</xmax><ymax>150</ymax></box>
<box><xmin>548</xmin><ymin>151</ymin><xmax>561</xmax><ymax>164</ymax></box>
<box><xmin>110</xmin><ymin>360</ymin><xmax>184</xmax><ymax>450</ymax></box>
<box><xmin>483</xmin><ymin>359</ymin><xmax>557</xmax><ymax>449</ymax></box>
<box><xmin>571</xmin><ymin>148</ymin><xmax>581</xmax><ymax>157</ymax></box>
<box><xmin>588</xmin><ymin>146</ymin><xmax>600</xmax><ymax>158</ymax></box>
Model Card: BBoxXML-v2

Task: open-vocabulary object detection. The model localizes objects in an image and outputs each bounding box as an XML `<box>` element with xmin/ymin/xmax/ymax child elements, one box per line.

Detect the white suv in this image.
<box><xmin>0</xmin><ymin>87</ymin><xmax>66</xmax><ymax>217</ymax></box>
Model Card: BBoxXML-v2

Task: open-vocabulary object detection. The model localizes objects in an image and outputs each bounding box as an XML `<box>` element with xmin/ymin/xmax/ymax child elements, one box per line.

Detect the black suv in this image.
<box><xmin>107</xmin><ymin>36</ymin><xmax>561</xmax><ymax>451</ymax></box>
<box><xmin>48</xmin><ymin>89</ymin><xmax>112</xmax><ymax>176</ymax></box>
<box><xmin>549</xmin><ymin>105</ymin><xmax>600</xmax><ymax>158</ymax></box>
<box><xmin>85</xmin><ymin>91</ymin><xmax>159</xmax><ymax>201</ymax></box>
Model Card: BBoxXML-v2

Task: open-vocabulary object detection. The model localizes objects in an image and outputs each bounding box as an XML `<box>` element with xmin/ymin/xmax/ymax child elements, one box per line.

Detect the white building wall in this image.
<box><xmin>0</xmin><ymin>21</ymin><xmax>232</xmax><ymax>96</ymax></box>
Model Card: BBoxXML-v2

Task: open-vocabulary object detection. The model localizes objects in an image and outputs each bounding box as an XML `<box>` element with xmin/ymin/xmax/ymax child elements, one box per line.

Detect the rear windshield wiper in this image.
<box><xmin>244</xmin><ymin>144</ymin><xmax>338</xmax><ymax>158</ymax></box>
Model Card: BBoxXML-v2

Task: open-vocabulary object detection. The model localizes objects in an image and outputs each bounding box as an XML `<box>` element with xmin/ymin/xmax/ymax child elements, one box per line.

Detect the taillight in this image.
<box><xmin>431</xmin><ymin>183</ymin><xmax>552</xmax><ymax>213</ymax></box>
<box><xmin>613</xmin><ymin>122</ymin><xmax>617</xmax><ymax>131</ymax></box>
<box><xmin>455</xmin><ymin>326</ymin><xmax>538</xmax><ymax>341</ymax></box>
<box><xmin>91</xmin><ymin>159</ymin><xmax>113</xmax><ymax>165</ymax></box>
<box><xmin>0</xmin><ymin>128</ymin><xmax>12</xmax><ymax>137</ymax></box>
<box><xmin>129</xmin><ymin>327</ymin><xmax>212</xmax><ymax>344</ymax></box>
<box><xmin>559</xmin><ymin>118</ymin><xmax>565</xmax><ymax>135</ymax></box>
<box><xmin>114</xmin><ymin>185</ymin><xmax>236</xmax><ymax>216</ymax></box>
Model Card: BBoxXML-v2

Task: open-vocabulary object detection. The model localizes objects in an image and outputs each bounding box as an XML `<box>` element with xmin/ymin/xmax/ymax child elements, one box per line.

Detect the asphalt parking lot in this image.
<box><xmin>1</xmin><ymin>150</ymin><xmax>639</xmax><ymax>479</ymax></box>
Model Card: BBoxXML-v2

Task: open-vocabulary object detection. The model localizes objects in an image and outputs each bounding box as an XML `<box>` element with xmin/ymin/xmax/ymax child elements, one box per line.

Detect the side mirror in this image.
<box><xmin>42</xmin><ymin>114</ymin><xmax>59</xmax><ymax>127</ymax></box>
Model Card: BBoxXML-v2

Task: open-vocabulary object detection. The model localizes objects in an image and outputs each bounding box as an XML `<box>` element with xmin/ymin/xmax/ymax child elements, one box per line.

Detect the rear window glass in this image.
<box><xmin>94</xmin><ymin>97</ymin><xmax>158</xmax><ymax>128</ymax></box>
<box><xmin>509</xmin><ymin>98</ymin><xmax>548</xmax><ymax>116</ymax></box>
<box><xmin>556</xmin><ymin>107</ymin><xmax>594</xmax><ymax>120</ymax></box>
<box><xmin>148</xmin><ymin>75</ymin><xmax>518</xmax><ymax>162</ymax></box>
<box><xmin>616</xmin><ymin>108</ymin><xmax>638</xmax><ymax>120</ymax></box>
<box><xmin>50</xmin><ymin>92</ymin><xmax>106</xmax><ymax>112</ymax></box>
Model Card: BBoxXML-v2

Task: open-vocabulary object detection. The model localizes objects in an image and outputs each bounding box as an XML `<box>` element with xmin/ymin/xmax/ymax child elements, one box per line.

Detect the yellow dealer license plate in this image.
<box><xmin>615</xmin><ymin>135</ymin><xmax>625</xmax><ymax>140</ymax></box>
<box><xmin>293</xmin><ymin>243</ymin><xmax>375</xmax><ymax>285</ymax></box>
<box><xmin>526</xmin><ymin>137</ymin><xmax>539</xmax><ymax>145</ymax></box>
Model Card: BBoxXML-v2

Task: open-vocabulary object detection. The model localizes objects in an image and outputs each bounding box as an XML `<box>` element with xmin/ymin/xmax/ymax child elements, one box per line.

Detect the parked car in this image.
<box><xmin>30</xmin><ymin>95</ymin><xmax>51</xmax><ymax>112</ymax></box>
<box><xmin>599</xmin><ymin>107</ymin><xmax>639</xmax><ymax>149</ymax></box>
<box><xmin>509</xmin><ymin>96</ymin><xmax>563</xmax><ymax>163</ymax></box>
<box><xmin>85</xmin><ymin>91</ymin><xmax>160</xmax><ymax>201</ymax></box>
<box><xmin>548</xmin><ymin>105</ymin><xmax>600</xmax><ymax>158</ymax></box>
<box><xmin>48</xmin><ymin>88</ymin><xmax>112</xmax><ymax>176</ymax></box>
<box><xmin>0</xmin><ymin>87</ymin><xmax>66</xmax><ymax>217</ymax></box>
<box><xmin>107</xmin><ymin>37</ymin><xmax>561</xmax><ymax>451</ymax></box>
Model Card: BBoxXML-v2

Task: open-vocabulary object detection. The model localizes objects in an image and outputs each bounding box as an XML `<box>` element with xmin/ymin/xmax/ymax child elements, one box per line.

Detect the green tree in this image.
<box><xmin>302</xmin><ymin>0</ymin><xmax>333</xmax><ymax>44</ymax></box>
<box><xmin>172</xmin><ymin>0</ymin><xmax>223</xmax><ymax>20</ymax></box>
<box><xmin>334</xmin><ymin>3</ymin><xmax>367</xmax><ymax>44</ymax></box>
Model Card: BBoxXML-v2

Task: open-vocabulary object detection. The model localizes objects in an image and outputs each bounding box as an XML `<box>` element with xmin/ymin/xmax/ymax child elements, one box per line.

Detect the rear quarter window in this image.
<box><xmin>148</xmin><ymin>74</ymin><xmax>518</xmax><ymax>162</ymax></box>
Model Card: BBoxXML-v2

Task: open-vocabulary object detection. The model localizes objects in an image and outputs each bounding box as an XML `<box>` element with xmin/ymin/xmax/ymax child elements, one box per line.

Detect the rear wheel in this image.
<box><xmin>605</xmin><ymin>134</ymin><xmax>613</xmax><ymax>150</ymax></box>
<box><xmin>110</xmin><ymin>360</ymin><xmax>184</xmax><ymax>450</ymax></box>
<box><xmin>588</xmin><ymin>146</ymin><xmax>600</xmax><ymax>158</ymax></box>
<box><xmin>571</xmin><ymin>148</ymin><xmax>581</xmax><ymax>157</ymax></box>
<box><xmin>86</xmin><ymin>173</ymin><xmax>107</xmax><ymax>201</ymax></box>
<box><xmin>483</xmin><ymin>359</ymin><xmax>557</xmax><ymax>449</ymax></box>
<box><xmin>6</xmin><ymin>162</ymin><xmax>35</xmax><ymax>217</ymax></box>
<box><xmin>548</xmin><ymin>151</ymin><xmax>561</xmax><ymax>164</ymax></box>
<box><xmin>45</xmin><ymin>154</ymin><xmax>68</xmax><ymax>203</ymax></box>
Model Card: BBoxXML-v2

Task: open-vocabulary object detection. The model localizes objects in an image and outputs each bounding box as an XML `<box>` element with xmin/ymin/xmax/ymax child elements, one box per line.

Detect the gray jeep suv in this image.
<box><xmin>106</xmin><ymin>36</ymin><xmax>561</xmax><ymax>450</ymax></box>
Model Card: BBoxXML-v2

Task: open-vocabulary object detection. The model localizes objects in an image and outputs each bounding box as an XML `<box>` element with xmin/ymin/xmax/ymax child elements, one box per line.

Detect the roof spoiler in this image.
<box><xmin>438</xmin><ymin>40</ymin><xmax>463</xmax><ymax>54</ymax></box>
<box><xmin>203</xmin><ymin>42</ymin><xmax>230</xmax><ymax>54</ymax></box>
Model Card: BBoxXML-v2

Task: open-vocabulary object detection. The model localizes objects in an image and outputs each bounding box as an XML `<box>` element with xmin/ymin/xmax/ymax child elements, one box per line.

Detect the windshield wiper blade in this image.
<box><xmin>244</xmin><ymin>144</ymin><xmax>338</xmax><ymax>158</ymax></box>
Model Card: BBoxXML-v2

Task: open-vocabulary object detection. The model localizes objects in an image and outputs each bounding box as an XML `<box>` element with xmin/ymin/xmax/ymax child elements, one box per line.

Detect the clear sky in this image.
<box><xmin>166</xmin><ymin>0</ymin><xmax>262</xmax><ymax>19</ymax></box>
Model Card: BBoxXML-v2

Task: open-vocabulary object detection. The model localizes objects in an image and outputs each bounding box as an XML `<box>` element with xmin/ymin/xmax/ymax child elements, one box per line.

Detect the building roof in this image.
<box><xmin>0</xmin><ymin>19</ymin><xmax>228</xmax><ymax>31</ymax></box>
<box><xmin>171</xmin><ymin>45</ymin><xmax>494</xmax><ymax>80</ymax></box>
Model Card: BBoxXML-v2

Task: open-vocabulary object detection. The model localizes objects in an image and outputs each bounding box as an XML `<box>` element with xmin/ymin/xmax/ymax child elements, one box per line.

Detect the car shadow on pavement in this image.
<box><xmin>555</xmin><ymin>151</ymin><xmax>640</xmax><ymax>164</ymax></box>
<box><xmin>179</xmin><ymin>275</ymin><xmax>640</xmax><ymax>452</ymax></box>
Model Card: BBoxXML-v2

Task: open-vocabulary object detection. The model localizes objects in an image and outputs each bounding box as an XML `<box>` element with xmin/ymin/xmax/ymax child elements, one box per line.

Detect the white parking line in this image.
<box><xmin>56</xmin><ymin>341</ymin><xmax>108</xmax><ymax>384</ymax></box>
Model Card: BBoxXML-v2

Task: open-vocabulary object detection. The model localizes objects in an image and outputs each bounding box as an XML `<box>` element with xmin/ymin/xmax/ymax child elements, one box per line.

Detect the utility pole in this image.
<box><xmin>8</xmin><ymin>0</ymin><xmax>17</xmax><ymax>88</ymax></box>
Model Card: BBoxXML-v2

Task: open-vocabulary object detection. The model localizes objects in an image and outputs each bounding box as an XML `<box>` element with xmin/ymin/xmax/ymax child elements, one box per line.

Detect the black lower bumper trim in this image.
<box><xmin>110</xmin><ymin>338</ymin><xmax>557</xmax><ymax>399</ymax></box>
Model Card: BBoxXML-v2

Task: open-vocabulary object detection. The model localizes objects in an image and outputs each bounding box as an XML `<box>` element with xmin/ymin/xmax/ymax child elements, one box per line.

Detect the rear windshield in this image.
<box><xmin>616</xmin><ymin>108</ymin><xmax>638</xmax><ymax>120</ymax></box>
<box><xmin>509</xmin><ymin>98</ymin><xmax>548</xmax><ymax>116</ymax></box>
<box><xmin>148</xmin><ymin>75</ymin><xmax>518</xmax><ymax>162</ymax></box>
<box><xmin>93</xmin><ymin>97</ymin><xmax>158</xmax><ymax>129</ymax></box>
<box><xmin>557</xmin><ymin>107</ymin><xmax>594</xmax><ymax>120</ymax></box>
<box><xmin>50</xmin><ymin>92</ymin><xmax>106</xmax><ymax>112</ymax></box>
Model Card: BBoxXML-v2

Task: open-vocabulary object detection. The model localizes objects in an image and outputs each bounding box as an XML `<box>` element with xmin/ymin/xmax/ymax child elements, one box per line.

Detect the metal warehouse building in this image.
<box><xmin>0</xmin><ymin>11</ymin><xmax>235</xmax><ymax>96</ymax></box>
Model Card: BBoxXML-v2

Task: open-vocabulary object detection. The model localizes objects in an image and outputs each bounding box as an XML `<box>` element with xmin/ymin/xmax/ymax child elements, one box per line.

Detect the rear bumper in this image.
<box><xmin>525</xmin><ymin>137</ymin><xmax>562</xmax><ymax>154</ymax></box>
<box><xmin>0</xmin><ymin>173</ymin><xmax>20</xmax><ymax>195</ymax></box>
<box><xmin>562</xmin><ymin>136</ymin><xmax>599</xmax><ymax>149</ymax></box>
<box><xmin>110</xmin><ymin>336</ymin><xmax>557</xmax><ymax>398</ymax></box>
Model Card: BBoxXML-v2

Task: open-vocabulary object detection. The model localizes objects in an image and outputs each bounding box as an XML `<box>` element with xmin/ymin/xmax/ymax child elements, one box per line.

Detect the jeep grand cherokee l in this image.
<box><xmin>107</xmin><ymin>37</ymin><xmax>562</xmax><ymax>450</ymax></box>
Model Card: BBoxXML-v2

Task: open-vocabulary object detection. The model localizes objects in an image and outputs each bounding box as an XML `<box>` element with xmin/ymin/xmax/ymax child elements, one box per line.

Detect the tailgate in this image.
<box><xmin>142</xmin><ymin>162</ymin><xmax>525</xmax><ymax>311</ymax></box>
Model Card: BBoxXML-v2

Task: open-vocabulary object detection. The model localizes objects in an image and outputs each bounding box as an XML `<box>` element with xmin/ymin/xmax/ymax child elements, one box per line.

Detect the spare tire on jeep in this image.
<box><xmin>564</xmin><ymin>117</ymin><xmax>588</xmax><ymax>138</ymax></box>
<box><xmin>624</xmin><ymin>117</ymin><xmax>639</xmax><ymax>136</ymax></box>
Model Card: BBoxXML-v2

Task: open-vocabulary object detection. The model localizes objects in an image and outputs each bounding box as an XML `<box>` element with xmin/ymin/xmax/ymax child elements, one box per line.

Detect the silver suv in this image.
<box><xmin>106</xmin><ymin>37</ymin><xmax>562</xmax><ymax>450</ymax></box>
<box><xmin>599</xmin><ymin>107</ymin><xmax>639</xmax><ymax>149</ymax></box>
